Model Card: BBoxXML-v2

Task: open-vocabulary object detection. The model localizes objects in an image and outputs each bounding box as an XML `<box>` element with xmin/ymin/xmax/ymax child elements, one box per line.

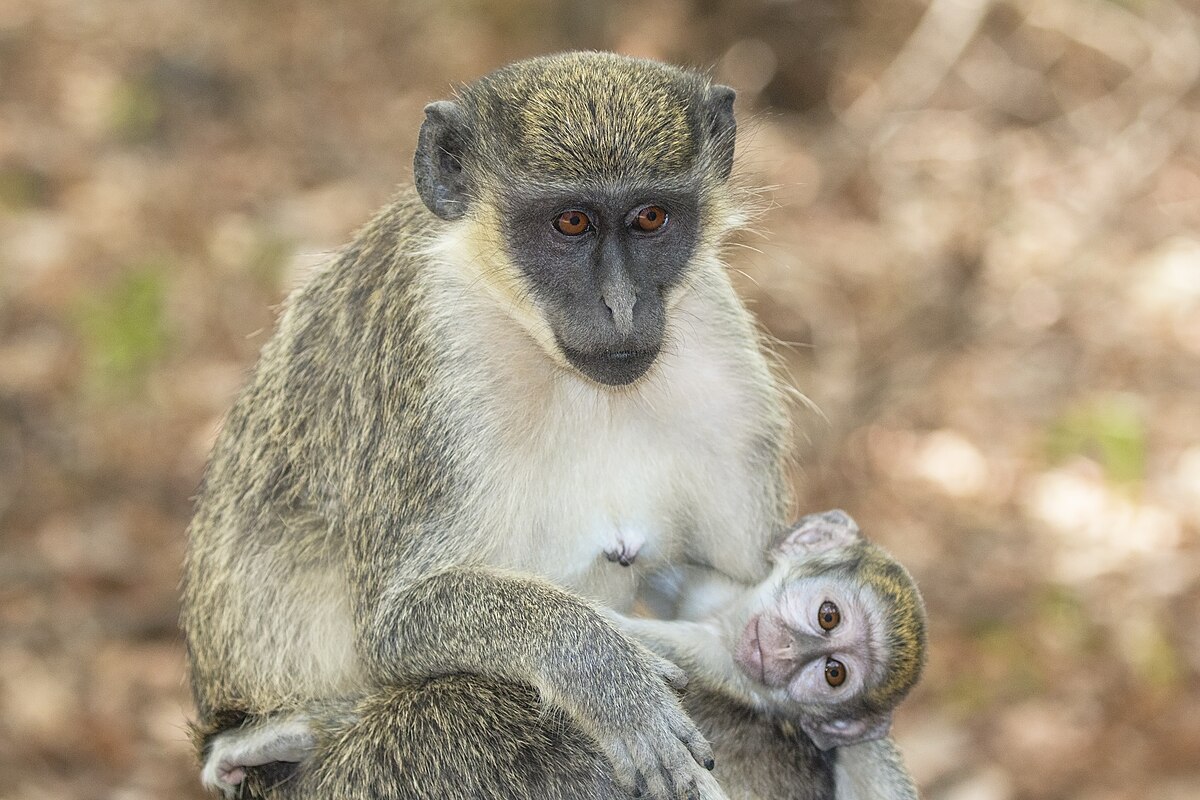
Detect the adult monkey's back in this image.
<box><xmin>182</xmin><ymin>52</ymin><xmax>792</xmax><ymax>799</ymax></box>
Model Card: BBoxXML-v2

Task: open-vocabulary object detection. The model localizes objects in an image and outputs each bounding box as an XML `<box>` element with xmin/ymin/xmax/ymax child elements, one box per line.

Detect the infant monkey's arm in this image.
<box><xmin>613</xmin><ymin>616</ymin><xmax>760</xmax><ymax>706</ymax></box>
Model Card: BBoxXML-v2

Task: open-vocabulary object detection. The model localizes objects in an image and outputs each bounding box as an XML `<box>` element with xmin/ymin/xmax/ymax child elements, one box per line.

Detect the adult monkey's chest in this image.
<box><xmin>485</xmin><ymin>412</ymin><xmax>697</xmax><ymax>609</ymax></box>
<box><xmin>476</xmin><ymin>325</ymin><xmax>771</xmax><ymax>610</ymax></box>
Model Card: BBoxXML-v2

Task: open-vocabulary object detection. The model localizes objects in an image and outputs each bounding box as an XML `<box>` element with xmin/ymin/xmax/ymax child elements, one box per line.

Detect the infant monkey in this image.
<box><xmin>616</xmin><ymin>509</ymin><xmax>928</xmax><ymax>754</ymax></box>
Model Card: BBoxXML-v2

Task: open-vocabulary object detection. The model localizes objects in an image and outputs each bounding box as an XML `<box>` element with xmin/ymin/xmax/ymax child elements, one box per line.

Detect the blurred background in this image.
<box><xmin>1</xmin><ymin>0</ymin><xmax>1198</xmax><ymax>798</ymax></box>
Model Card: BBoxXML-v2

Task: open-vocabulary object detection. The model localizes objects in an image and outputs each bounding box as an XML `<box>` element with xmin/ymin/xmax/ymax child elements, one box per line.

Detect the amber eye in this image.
<box><xmin>824</xmin><ymin>658</ymin><xmax>847</xmax><ymax>687</ymax></box>
<box><xmin>633</xmin><ymin>205</ymin><xmax>667</xmax><ymax>232</ymax></box>
<box><xmin>555</xmin><ymin>210</ymin><xmax>591</xmax><ymax>236</ymax></box>
<box><xmin>818</xmin><ymin>601</ymin><xmax>841</xmax><ymax>631</ymax></box>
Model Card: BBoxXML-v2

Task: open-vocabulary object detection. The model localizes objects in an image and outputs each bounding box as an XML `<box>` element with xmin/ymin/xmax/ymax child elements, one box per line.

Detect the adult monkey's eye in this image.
<box><xmin>824</xmin><ymin>658</ymin><xmax>847</xmax><ymax>687</ymax></box>
<box><xmin>818</xmin><ymin>601</ymin><xmax>841</xmax><ymax>631</ymax></box>
<box><xmin>555</xmin><ymin>210</ymin><xmax>591</xmax><ymax>236</ymax></box>
<box><xmin>633</xmin><ymin>205</ymin><xmax>668</xmax><ymax>232</ymax></box>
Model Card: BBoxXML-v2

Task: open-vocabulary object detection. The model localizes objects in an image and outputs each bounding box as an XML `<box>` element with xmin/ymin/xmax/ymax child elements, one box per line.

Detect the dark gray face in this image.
<box><xmin>500</xmin><ymin>185</ymin><xmax>700</xmax><ymax>385</ymax></box>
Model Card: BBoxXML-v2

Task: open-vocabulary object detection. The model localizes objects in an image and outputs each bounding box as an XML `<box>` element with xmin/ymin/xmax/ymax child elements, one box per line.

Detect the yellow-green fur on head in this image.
<box><xmin>461</xmin><ymin>52</ymin><xmax>725</xmax><ymax>189</ymax></box>
<box><xmin>856</xmin><ymin>547</ymin><xmax>927</xmax><ymax>714</ymax></box>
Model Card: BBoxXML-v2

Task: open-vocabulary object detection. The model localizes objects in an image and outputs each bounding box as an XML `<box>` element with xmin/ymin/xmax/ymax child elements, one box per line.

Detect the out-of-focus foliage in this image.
<box><xmin>1046</xmin><ymin>394</ymin><xmax>1146</xmax><ymax>485</ymax></box>
<box><xmin>1</xmin><ymin>1</ymin><xmax>1197</xmax><ymax>799</ymax></box>
<box><xmin>76</xmin><ymin>266</ymin><xmax>172</xmax><ymax>395</ymax></box>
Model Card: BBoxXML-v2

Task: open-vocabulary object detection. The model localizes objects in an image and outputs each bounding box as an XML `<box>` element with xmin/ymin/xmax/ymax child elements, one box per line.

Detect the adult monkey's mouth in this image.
<box><xmin>556</xmin><ymin>342</ymin><xmax>660</xmax><ymax>386</ymax></box>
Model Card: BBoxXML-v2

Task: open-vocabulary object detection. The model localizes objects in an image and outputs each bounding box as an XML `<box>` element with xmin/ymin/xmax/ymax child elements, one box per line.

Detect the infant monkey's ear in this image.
<box><xmin>802</xmin><ymin>709</ymin><xmax>893</xmax><ymax>751</ymax></box>
<box><xmin>775</xmin><ymin>509</ymin><xmax>863</xmax><ymax>558</ymax></box>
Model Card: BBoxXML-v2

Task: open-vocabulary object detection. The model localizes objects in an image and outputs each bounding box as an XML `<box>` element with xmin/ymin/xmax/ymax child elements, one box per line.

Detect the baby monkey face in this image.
<box><xmin>733</xmin><ymin>577</ymin><xmax>885</xmax><ymax>709</ymax></box>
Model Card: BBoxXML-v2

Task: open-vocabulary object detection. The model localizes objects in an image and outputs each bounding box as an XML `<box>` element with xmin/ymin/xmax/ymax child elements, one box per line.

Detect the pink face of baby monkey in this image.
<box><xmin>734</xmin><ymin>575</ymin><xmax>884</xmax><ymax>704</ymax></box>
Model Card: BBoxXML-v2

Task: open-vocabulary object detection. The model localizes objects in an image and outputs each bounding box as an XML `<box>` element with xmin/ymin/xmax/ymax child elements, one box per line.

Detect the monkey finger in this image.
<box><xmin>637</xmin><ymin>734</ymin><xmax>677</xmax><ymax>799</ymax></box>
<box><xmin>218</xmin><ymin>766</ymin><xmax>245</xmax><ymax>786</ymax></box>
<box><xmin>604</xmin><ymin>742</ymin><xmax>644</xmax><ymax>798</ymax></box>
<box><xmin>654</xmin><ymin>657</ymin><xmax>689</xmax><ymax>691</ymax></box>
<box><xmin>654</xmin><ymin>744</ymin><xmax>703</xmax><ymax>800</ymax></box>
<box><xmin>692</xmin><ymin>768</ymin><xmax>733</xmax><ymax>800</ymax></box>
<box><xmin>625</xmin><ymin>733</ymin><xmax>690</xmax><ymax>800</ymax></box>
<box><xmin>636</xmin><ymin>757</ymin><xmax>672</xmax><ymax>800</ymax></box>
<box><xmin>657</xmin><ymin>758</ymin><xmax>700</xmax><ymax>800</ymax></box>
<box><xmin>671</xmin><ymin>770</ymin><xmax>699</xmax><ymax>800</ymax></box>
<box><xmin>671</xmin><ymin>720</ymin><xmax>716</xmax><ymax>771</ymax></box>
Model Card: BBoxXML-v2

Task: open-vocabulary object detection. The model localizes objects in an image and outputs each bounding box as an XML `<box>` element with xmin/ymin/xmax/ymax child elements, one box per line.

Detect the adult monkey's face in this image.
<box><xmin>414</xmin><ymin>52</ymin><xmax>738</xmax><ymax>387</ymax></box>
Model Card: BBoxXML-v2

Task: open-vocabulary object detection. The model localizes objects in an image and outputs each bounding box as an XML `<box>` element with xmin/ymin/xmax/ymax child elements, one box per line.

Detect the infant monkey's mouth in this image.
<box><xmin>734</xmin><ymin>615</ymin><xmax>766</xmax><ymax>684</ymax></box>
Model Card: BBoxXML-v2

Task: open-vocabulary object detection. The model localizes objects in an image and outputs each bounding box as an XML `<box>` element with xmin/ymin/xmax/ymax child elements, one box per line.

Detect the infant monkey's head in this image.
<box><xmin>734</xmin><ymin>511</ymin><xmax>928</xmax><ymax>750</ymax></box>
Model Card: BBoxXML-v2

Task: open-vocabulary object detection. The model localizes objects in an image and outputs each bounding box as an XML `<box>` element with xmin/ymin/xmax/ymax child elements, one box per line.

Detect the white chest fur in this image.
<box><xmin>460</xmin><ymin>290</ymin><xmax>774</xmax><ymax>610</ymax></box>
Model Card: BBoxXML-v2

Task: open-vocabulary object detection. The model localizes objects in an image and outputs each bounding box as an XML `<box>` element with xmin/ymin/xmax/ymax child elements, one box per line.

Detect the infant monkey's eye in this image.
<box><xmin>824</xmin><ymin>658</ymin><xmax>847</xmax><ymax>687</ymax></box>
<box><xmin>818</xmin><ymin>600</ymin><xmax>841</xmax><ymax>631</ymax></box>
<box><xmin>555</xmin><ymin>210</ymin><xmax>591</xmax><ymax>236</ymax></box>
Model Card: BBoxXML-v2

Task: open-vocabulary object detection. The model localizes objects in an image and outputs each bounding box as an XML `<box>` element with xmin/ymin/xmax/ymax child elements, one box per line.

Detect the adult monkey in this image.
<box><xmin>186</xmin><ymin>52</ymin><xmax>795</xmax><ymax>799</ymax></box>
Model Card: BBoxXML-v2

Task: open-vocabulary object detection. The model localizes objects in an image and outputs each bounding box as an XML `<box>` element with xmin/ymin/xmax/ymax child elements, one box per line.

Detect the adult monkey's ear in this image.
<box><xmin>414</xmin><ymin>100</ymin><xmax>473</xmax><ymax>220</ymax></box>
<box><xmin>704</xmin><ymin>85</ymin><xmax>737</xmax><ymax>181</ymax></box>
